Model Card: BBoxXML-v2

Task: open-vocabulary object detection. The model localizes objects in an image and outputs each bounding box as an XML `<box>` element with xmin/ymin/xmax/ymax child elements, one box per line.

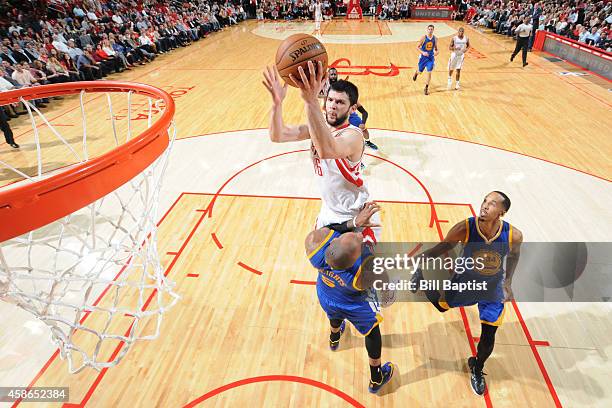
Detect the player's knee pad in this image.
<box><xmin>365</xmin><ymin>326</ymin><xmax>382</xmax><ymax>360</ymax></box>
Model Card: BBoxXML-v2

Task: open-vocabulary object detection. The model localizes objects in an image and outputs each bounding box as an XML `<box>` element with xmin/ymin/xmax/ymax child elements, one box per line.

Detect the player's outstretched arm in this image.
<box><xmin>449</xmin><ymin>37</ymin><xmax>455</xmax><ymax>51</ymax></box>
<box><xmin>326</xmin><ymin>202</ymin><xmax>381</xmax><ymax>233</ymax></box>
<box><xmin>418</xmin><ymin>220</ymin><xmax>466</xmax><ymax>259</ymax></box>
<box><xmin>356</xmin><ymin>104</ymin><xmax>368</xmax><ymax>125</ymax></box>
<box><xmin>293</xmin><ymin>61</ymin><xmax>362</xmax><ymax>160</ymax></box>
<box><xmin>503</xmin><ymin>227</ymin><xmax>523</xmax><ymax>301</ymax></box>
<box><xmin>263</xmin><ymin>65</ymin><xmax>310</xmax><ymax>143</ymax></box>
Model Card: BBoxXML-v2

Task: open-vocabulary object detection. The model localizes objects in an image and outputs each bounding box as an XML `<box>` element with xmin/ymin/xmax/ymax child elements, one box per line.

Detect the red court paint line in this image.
<box><xmin>407</xmin><ymin>243</ymin><xmax>423</xmax><ymax>257</ymax></box>
<box><xmin>466</xmin><ymin>203</ymin><xmax>560</xmax><ymax>407</ymax></box>
<box><xmin>167</xmin><ymin>251</ymin><xmax>179</xmax><ymax>255</ymax></box>
<box><xmin>433</xmin><ymin>200</ymin><xmax>491</xmax><ymax>407</ymax></box>
<box><xmin>511</xmin><ymin>301</ymin><xmax>562</xmax><ymax>407</ymax></box>
<box><xmin>371</xmin><ymin>127</ymin><xmax>611</xmax><ymax>183</ymax></box>
<box><xmin>237</xmin><ymin>262</ymin><xmax>263</xmax><ymax>276</ymax></box>
<box><xmin>78</xmin><ymin>257</ymin><xmax>133</xmax><ymax>324</ymax></box>
<box><xmin>182</xmin><ymin>191</ymin><xmax>471</xmax><ymax>207</ymax></box>
<box><xmin>73</xmin><ymin>202</ymin><xmax>211</xmax><ymax>407</ymax></box>
<box><xmin>367</xmin><ymin>153</ymin><xmax>442</xmax><ymax>237</ymax></box>
<box><xmin>459</xmin><ymin>307</ymin><xmax>493</xmax><ymax>407</ymax></box>
<box><xmin>561</xmin><ymin>80</ymin><xmax>612</xmax><ymax>109</ymax></box>
<box><xmin>182</xmin><ymin>375</ymin><xmax>365</xmax><ymax>408</ymax></box>
<box><xmin>473</xmin><ymin>336</ymin><xmax>480</xmax><ymax>343</ymax></box>
<box><xmin>11</xmin><ymin>350</ymin><xmax>60</xmax><ymax>407</ymax></box>
<box><xmin>533</xmin><ymin>341</ymin><xmax>551</xmax><ymax>347</ymax></box>
<box><xmin>176</xmin><ymin>127</ymin><xmax>611</xmax><ymax>183</ymax></box>
<box><xmin>158</xmin><ymin>192</ymin><xmax>185</xmax><ymax>226</ymax></box>
<box><xmin>187</xmin><ymin>273</ymin><xmax>200</xmax><ymax>278</ymax></box>
<box><xmin>76</xmin><ymin>321</ymin><xmax>137</xmax><ymax>407</ymax></box>
<box><xmin>195</xmin><ymin>209</ymin><xmax>207</xmax><ymax>212</ymax></box>
<box><xmin>211</xmin><ymin>232</ymin><xmax>223</xmax><ymax>249</ymax></box>
<box><xmin>290</xmin><ymin>279</ymin><xmax>317</xmax><ymax>285</ymax></box>
<box><xmin>16</xmin><ymin>192</ymin><xmax>210</xmax><ymax>407</ymax></box>
<box><xmin>203</xmin><ymin>149</ymin><xmax>308</xmax><ymax>218</ymax></box>
<box><xmin>438</xmin><ymin>219</ymin><xmax>449</xmax><ymax>223</ymax></box>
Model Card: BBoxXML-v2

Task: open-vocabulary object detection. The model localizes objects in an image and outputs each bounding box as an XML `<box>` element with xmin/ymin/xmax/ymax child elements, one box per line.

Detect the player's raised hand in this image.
<box><xmin>262</xmin><ymin>65</ymin><xmax>288</xmax><ymax>106</ymax></box>
<box><xmin>356</xmin><ymin>201</ymin><xmax>381</xmax><ymax>228</ymax></box>
<box><xmin>290</xmin><ymin>60</ymin><xmax>326</xmax><ymax>103</ymax></box>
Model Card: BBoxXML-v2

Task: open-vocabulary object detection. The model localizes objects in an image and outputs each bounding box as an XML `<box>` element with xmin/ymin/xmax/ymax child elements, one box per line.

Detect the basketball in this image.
<box><xmin>3</xmin><ymin>1</ymin><xmax>611</xmax><ymax>405</ymax></box>
<box><xmin>275</xmin><ymin>34</ymin><xmax>328</xmax><ymax>87</ymax></box>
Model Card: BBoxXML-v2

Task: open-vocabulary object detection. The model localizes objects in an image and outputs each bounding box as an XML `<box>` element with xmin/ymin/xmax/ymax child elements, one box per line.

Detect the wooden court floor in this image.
<box><xmin>1</xmin><ymin>19</ymin><xmax>611</xmax><ymax>408</ymax></box>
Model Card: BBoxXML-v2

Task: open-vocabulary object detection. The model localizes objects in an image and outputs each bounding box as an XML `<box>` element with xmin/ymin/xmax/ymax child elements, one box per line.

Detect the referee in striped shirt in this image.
<box><xmin>511</xmin><ymin>17</ymin><xmax>533</xmax><ymax>67</ymax></box>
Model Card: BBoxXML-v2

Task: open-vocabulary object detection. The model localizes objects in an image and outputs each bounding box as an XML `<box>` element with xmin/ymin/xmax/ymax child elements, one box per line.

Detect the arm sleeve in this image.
<box><xmin>356</xmin><ymin>105</ymin><xmax>368</xmax><ymax>124</ymax></box>
<box><xmin>326</xmin><ymin>222</ymin><xmax>352</xmax><ymax>234</ymax></box>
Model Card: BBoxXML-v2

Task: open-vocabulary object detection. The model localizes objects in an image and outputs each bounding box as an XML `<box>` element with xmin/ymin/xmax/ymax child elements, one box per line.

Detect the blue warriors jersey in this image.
<box><xmin>420</xmin><ymin>35</ymin><xmax>437</xmax><ymax>58</ymax></box>
<box><xmin>454</xmin><ymin>217</ymin><xmax>513</xmax><ymax>302</ymax></box>
<box><xmin>308</xmin><ymin>229</ymin><xmax>369</xmax><ymax>302</ymax></box>
<box><xmin>441</xmin><ymin>217</ymin><xmax>513</xmax><ymax>325</ymax></box>
<box><xmin>308</xmin><ymin>228</ymin><xmax>382</xmax><ymax>335</ymax></box>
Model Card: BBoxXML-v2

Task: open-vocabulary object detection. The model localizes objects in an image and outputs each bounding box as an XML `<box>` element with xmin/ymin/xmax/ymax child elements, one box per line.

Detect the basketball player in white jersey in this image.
<box><xmin>263</xmin><ymin>61</ymin><xmax>381</xmax><ymax>243</ymax></box>
<box><xmin>447</xmin><ymin>27</ymin><xmax>470</xmax><ymax>90</ymax></box>
<box><xmin>314</xmin><ymin>1</ymin><xmax>323</xmax><ymax>34</ymax></box>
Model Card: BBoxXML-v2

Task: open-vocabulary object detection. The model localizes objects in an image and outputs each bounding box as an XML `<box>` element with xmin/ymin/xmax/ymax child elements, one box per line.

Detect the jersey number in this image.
<box><xmin>313</xmin><ymin>158</ymin><xmax>323</xmax><ymax>176</ymax></box>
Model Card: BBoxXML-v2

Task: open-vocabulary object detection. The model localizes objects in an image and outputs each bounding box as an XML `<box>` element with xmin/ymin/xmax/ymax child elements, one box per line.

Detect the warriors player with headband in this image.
<box><xmin>448</xmin><ymin>27</ymin><xmax>470</xmax><ymax>90</ymax></box>
<box><xmin>263</xmin><ymin>61</ymin><xmax>381</xmax><ymax>243</ymax></box>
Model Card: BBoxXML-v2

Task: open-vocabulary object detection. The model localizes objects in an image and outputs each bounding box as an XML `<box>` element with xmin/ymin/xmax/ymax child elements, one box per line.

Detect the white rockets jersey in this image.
<box><xmin>311</xmin><ymin>123</ymin><xmax>368</xmax><ymax>223</ymax></box>
<box><xmin>315</xmin><ymin>3</ymin><xmax>322</xmax><ymax>17</ymax></box>
<box><xmin>452</xmin><ymin>35</ymin><xmax>468</xmax><ymax>53</ymax></box>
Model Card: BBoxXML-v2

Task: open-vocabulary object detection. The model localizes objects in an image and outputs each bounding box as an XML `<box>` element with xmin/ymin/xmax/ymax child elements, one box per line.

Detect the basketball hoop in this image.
<box><xmin>0</xmin><ymin>81</ymin><xmax>179</xmax><ymax>373</ymax></box>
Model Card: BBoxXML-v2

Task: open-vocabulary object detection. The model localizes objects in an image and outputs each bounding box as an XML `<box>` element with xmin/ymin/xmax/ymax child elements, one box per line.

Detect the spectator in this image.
<box><xmin>77</xmin><ymin>48</ymin><xmax>103</xmax><ymax>80</ymax></box>
<box><xmin>46</xmin><ymin>56</ymin><xmax>77</xmax><ymax>82</ymax></box>
<box><xmin>585</xmin><ymin>25</ymin><xmax>601</xmax><ymax>46</ymax></box>
<box><xmin>51</xmin><ymin>34</ymin><xmax>70</xmax><ymax>54</ymax></box>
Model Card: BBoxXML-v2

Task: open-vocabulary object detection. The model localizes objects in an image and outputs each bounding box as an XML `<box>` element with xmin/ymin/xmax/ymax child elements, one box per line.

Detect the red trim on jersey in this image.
<box><xmin>333</xmin><ymin>123</ymin><xmax>350</xmax><ymax>133</ymax></box>
<box><xmin>335</xmin><ymin>159</ymin><xmax>364</xmax><ymax>187</ymax></box>
<box><xmin>341</xmin><ymin>158</ymin><xmax>360</xmax><ymax>172</ymax></box>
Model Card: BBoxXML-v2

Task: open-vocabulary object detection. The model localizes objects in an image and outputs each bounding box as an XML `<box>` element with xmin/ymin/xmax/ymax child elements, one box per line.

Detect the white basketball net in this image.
<box><xmin>0</xmin><ymin>89</ymin><xmax>179</xmax><ymax>373</ymax></box>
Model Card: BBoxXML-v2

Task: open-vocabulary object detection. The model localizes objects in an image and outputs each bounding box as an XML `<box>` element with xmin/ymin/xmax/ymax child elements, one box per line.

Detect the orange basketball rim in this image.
<box><xmin>0</xmin><ymin>81</ymin><xmax>175</xmax><ymax>242</ymax></box>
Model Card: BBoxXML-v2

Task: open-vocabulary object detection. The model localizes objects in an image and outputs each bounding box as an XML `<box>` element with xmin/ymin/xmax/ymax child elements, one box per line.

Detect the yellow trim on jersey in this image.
<box><xmin>464</xmin><ymin>219</ymin><xmax>470</xmax><ymax>243</ymax></box>
<box><xmin>352</xmin><ymin>255</ymin><xmax>373</xmax><ymax>291</ymax></box>
<box><xmin>509</xmin><ymin>225</ymin><xmax>513</xmax><ymax>252</ymax></box>
<box><xmin>482</xmin><ymin>304</ymin><xmax>506</xmax><ymax>327</ymax></box>
<box><xmin>475</xmin><ymin>218</ymin><xmax>503</xmax><ymax>244</ymax></box>
<box><xmin>363</xmin><ymin>313</ymin><xmax>384</xmax><ymax>336</ymax></box>
<box><xmin>308</xmin><ymin>229</ymin><xmax>335</xmax><ymax>259</ymax></box>
<box><xmin>438</xmin><ymin>301</ymin><xmax>451</xmax><ymax>310</ymax></box>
